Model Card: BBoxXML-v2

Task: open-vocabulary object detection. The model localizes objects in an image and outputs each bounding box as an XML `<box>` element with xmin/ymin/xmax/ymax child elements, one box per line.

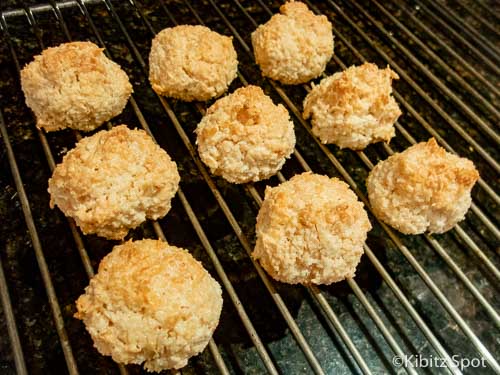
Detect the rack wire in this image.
<box><xmin>0</xmin><ymin>0</ymin><xmax>498</xmax><ymax>374</ymax></box>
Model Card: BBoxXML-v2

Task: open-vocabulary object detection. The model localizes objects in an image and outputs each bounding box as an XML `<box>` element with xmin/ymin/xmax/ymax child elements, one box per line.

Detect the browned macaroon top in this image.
<box><xmin>251</xmin><ymin>1</ymin><xmax>333</xmax><ymax>84</ymax></box>
<box><xmin>75</xmin><ymin>239</ymin><xmax>223</xmax><ymax>371</ymax></box>
<box><xmin>196</xmin><ymin>85</ymin><xmax>296</xmax><ymax>183</ymax></box>
<box><xmin>367</xmin><ymin>138</ymin><xmax>479</xmax><ymax>234</ymax></box>
<box><xmin>149</xmin><ymin>25</ymin><xmax>238</xmax><ymax>101</ymax></box>
<box><xmin>253</xmin><ymin>172</ymin><xmax>371</xmax><ymax>284</ymax></box>
<box><xmin>21</xmin><ymin>41</ymin><xmax>132</xmax><ymax>131</ymax></box>
<box><xmin>48</xmin><ymin>125</ymin><xmax>180</xmax><ymax>239</ymax></box>
<box><xmin>303</xmin><ymin>62</ymin><xmax>401</xmax><ymax>149</ymax></box>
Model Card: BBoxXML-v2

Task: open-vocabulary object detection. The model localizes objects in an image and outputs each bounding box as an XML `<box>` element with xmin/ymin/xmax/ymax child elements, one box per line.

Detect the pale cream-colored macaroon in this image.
<box><xmin>149</xmin><ymin>25</ymin><xmax>238</xmax><ymax>101</ymax></box>
<box><xmin>48</xmin><ymin>125</ymin><xmax>180</xmax><ymax>240</ymax></box>
<box><xmin>303</xmin><ymin>63</ymin><xmax>402</xmax><ymax>150</ymax></box>
<box><xmin>20</xmin><ymin>41</ymin><xmax>132</xmax><ymax>132</ymax></box>
<box><xmin>253</xmin><ymin>172</ymin><xmax>371</xmax><ymax>285</ymax></box>
<box><xmin>75</xmin><ymin>239</ymin><xmax>223</xmax><ymax>372</ymax></box>
<box><xmin>196</xmin><ymin>85</ymin><xmax>296</xmax><ymax>183</ymax></box>
<box><xmin>251</xmin><ymin>1</ymin><xmax>333</xmax><ymax>84</ymax></box>
<box><xmin>367</xmin><ymin>138</ymin><xmax>479</xmax><ymax>234</ymax></box>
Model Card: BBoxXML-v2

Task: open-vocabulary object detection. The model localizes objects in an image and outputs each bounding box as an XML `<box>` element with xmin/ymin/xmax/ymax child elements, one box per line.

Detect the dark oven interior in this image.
<box><xmin>0</xmin><ymin>0</ymin><xmax>499</xmax><ymax>374</ymax></box>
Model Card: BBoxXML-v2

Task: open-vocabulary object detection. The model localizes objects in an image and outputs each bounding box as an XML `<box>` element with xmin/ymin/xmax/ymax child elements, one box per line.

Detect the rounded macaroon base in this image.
<box><xmin>303</xmin><ymin>62</ymin><xmax>401</xmax><ymax>150</ymax></box>
<box><xmin>149</xmin><ymin>25</ymin><xmax>238</xmax><ymax>102</ymax></box>
<box><xmin>367</xmin><ymin>138</ymin><xmax>479</xmax><ymax>234</ymax></box>
<box><xmin>48</xmin><ymin>125</ymin><xmax>180</xmax><ymax>240</ymax></box>
<box><xmin>21</xmin><ymin>41</ymin><xmax>132</xmax><ymax>132</ymax></box>
<box><xmin>251</xmin><ymin>1</ymin><xmax>333</xmax><ymax>85</ymax></box>
<box><xmin>253</xmin><ymin>172</ymin><xmax>371</xmax><ymax>285</ymax></box>
<box><xmin>75</xmin><ymin>239</ymin><xmax>223</xmax><ymax>372</ymax></box>
<box><xmin>196</xmin><ymin>85</ymin><xmax>296</xmax><ymax>184</ymax></box>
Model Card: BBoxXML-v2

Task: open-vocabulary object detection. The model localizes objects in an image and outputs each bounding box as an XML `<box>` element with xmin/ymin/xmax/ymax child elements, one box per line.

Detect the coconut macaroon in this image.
<box><xmin>196</xmin><ymin>85</ymin><xmax>296</xmax><ymax>183</ymax></box>
<box><xmin>149</xmin><ymin>25</ymin><xmax>238</xmax><ymax>101</ymax></box>
<box><xmin>367</xmin><ymin>139</ymin><xmax>479</xmax><ymax>234</ymax></box>
<box><xmin>48</xmin><ymin>125</ymin><xmax>180</xmax><ymax>240</ymax></box>
<box><xmin>75</xmin><ymin>239</ymin><xmax>223</xmax><ymax>371</ymax></box>
<box><xmin>253</xmin><ymin>173</ymin><xmax>371</xmax><ymax>285</ymax></box>
<box><xmin>251</xmin><ymin>1</ymin><xmax>333</xmax><ymax>84</ymax></box>
<box><xmin>303</xmin><ymin>63</ymin><xmax>402</xmax><ymax>150</ymax></box>
<box><xmin>20</xmin><ymin>41</ymin><xmax>132</xmax><ymax>132</ymax></box>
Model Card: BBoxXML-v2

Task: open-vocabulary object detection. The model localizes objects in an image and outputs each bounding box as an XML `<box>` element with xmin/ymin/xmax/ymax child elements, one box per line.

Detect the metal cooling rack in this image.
<box><xmin>0</xmin><ymin>0</ymin><xmax>498</xmax><ymax>374</ymax></box>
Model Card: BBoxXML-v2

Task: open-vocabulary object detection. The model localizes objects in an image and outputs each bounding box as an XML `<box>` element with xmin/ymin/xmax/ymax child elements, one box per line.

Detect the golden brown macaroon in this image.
<box><xmin>75</xmin><ymin>239</ymin><xmax>223</xmax><ymax>371</ymax></box>
<box><xmin>196</xmin><ymin>85</ymin><xmax>296</xmax><ymax>183</ymax></box>
<box><xmin>21</xmin><ymin>41</ymin><xmax>132</xmax><ymax>132</ymax></box>
<box><xmin>253</xmin><ymin>172</ymin><xmax>371</xmax><ymax>284</ymax></box>
<box><xmin>48</xmin><ymin>125</ymin><xmax>180</xmax><ymax>240</ymax></box>
<box><xmin>367</xmin><ymin>139</ymin><xmax>479</xmax><ymax>234</ymax></box>
<box><xmin>303</xmin><ymin>63</ymin><xmax>402</xmax><ymax>150</ymax></box>
<box><xmin>251</xmin><ymin>1</ymin><xmax>333</xmax><ymax>84</ymax></box>
<box><xmin>149</xmin><ymin>25</ymin><xmax>238</xmax><ymax>101</ymax></box>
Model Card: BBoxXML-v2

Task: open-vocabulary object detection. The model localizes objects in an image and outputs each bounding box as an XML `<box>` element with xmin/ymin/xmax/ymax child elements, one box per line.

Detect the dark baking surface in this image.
<box><xmin>0</xmin><ymin>0</ymin><xmax>498</xmax><ymax>374</ymax></box>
